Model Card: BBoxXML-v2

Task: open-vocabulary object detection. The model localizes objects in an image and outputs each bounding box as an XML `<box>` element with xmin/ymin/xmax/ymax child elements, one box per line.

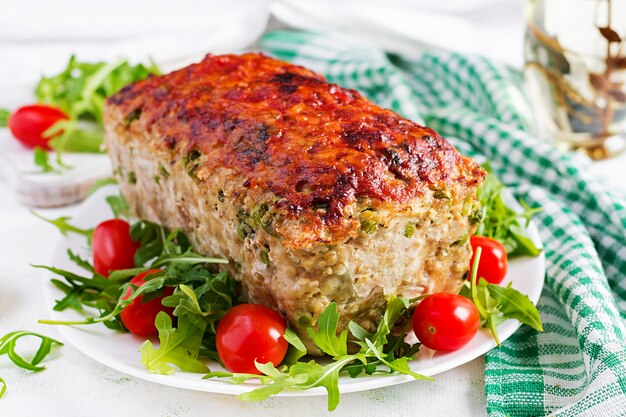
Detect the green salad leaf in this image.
<box><xmin>475</xmin><ymin>163</ymin><xmax>542</xmax><ymax>257</ymax></box>
<box><xmin>485</xmin><ymin>283</ymin><xmax>543</xmax><ymax>332</ymax></box>
<box><xmin>461</xmin><ymin>247</ymin><xmax>543</xmax><ymax>345</ymax></box>
<box><xmin>35</xmin><ymin>55</ymin><xmax>158</xmax><ymax>122</ymax></box>
<box><xmin>33</xmin><ymin>147</ymin><xmax>59</xmax><ymax>173</ymax></box>
<box><xmin>105</xmin><ymin>194</ymin><xmax>130</xmax><ymax>219</ymax></box>
<box><xmin>32</xmin><ymin>55</ymin><xmax>158</xmax><ymax>167</ymax></box>
<box><xmin>0</xmin><ymin>108</ymin><xmax>9</xmax><ymax>127</ymax></box>
<box><xmin>67</xmin><ymin>249</ymin><xmax>94</xmax><ymax>272</ymax></box>
<box><xmin>140</xmin><ymin>312</ymin><xmax>209</xmax><ymax>375</ymax></box>
<box><xmin>31</xmin><ymin>211</ymin><xmax>93</xmax><ymax>241</ymax></box>
<box><xmin>307</xmin><ymin>302</ymin><xmax>348</xmax><ymax>357</ymax></box>
<box><xmin>34</xmin><ymin>204</ymin><xmax>232</xmax><ymax>360</ymax></box>
<box><xmin>0</xmin><ymin>331</ymin><xmax>63</xmax><ymax>398</ymax></box>
<box><xmin>281</xmin><ymin>327</ymin><xmax>307</xmax><ymax>366</ymax></box>
<box><xmin>87</xmin><ymin>177</ymin><xmax>118</xmax><ymax>196</ymax></box>
<box><xmin>44</xmin><ymin>119</ymin><xmax>104</xmax><ymax>156</ymax></box>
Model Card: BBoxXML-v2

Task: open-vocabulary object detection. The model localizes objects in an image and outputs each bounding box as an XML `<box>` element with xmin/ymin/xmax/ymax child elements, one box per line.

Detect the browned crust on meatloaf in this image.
<box><xmin>107</xmin><ymin>53</ymin><xmax>484</xmax><ymax>249</ymax></box>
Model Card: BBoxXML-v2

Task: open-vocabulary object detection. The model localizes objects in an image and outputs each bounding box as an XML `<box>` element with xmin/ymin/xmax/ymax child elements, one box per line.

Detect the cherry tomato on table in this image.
<box><xmin>469</xmin><ymin>236</ymin><xmax>508</xmax><ymax>285</ymax></box>
<box><xmin>216</xmin><ymin>304</ymin><xmax>288</xmax><ymax>374</ymax></box>
<box><xmin>92</xmin><ymin>219</ymin><xmax>139</xmax><ymax>277</ymax></box>
<box><xmin>412</xmin><ymin>293</ymin><xmax>480</xmax><ymax>351</ymax></box>
<box><xmin>120</xmin><ymin>269</ymin><xmax>174</xmax><ymax>336</ymax></box>
<box><xmin>7</xmin><ymin>104</ymin><xmax>68</xmax><ymax>150</ymax></box>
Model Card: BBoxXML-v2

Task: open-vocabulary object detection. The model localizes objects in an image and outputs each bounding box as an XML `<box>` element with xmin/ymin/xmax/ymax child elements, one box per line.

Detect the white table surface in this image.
<box><xmin>2</xmin><ymin>2</ymin><xmax>626</xmax><ymax>416</ymax></box>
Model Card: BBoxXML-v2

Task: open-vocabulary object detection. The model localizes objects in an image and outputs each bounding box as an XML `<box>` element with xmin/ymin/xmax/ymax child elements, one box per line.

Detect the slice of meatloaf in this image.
<box><xmin>103</xmin><ymin>53</ymin><xmax>485</xmax><ymax>354</ymax></box>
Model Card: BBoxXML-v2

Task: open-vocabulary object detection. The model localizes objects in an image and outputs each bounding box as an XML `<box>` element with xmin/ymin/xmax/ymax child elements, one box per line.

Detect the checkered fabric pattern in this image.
<box><xmin>260</xmin><ymin>30</ymin><xmax>626</xmax><ymax>417</ymax></box>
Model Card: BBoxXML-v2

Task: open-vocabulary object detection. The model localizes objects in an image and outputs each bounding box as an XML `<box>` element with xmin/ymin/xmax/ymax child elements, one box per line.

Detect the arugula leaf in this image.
<box><xmin>34</xmin><ymin>264</ymin><xmax>124</xmax><ymax>323</ymax></box>
<box><xmin>484</xmin><ymin>282</ymin><xmax>543</xmax><ymax>332</ymax></box>
<box><xmin>0</xmin><ymin>331</ymin><xmax>63</xmax><ymax>371</ymax></box>
<box><xmin>130</xmin><ymin>221</ymin><xmax>197</xmax><ymax>266</ymax></box>
<box><xmin>33</xmin><ymin>148</ymin><xmax>59</xmax><ymax>173</ymax></box>
<box><xmin>38</xmin><ymin>215</ymin><xmax>229</xmax><ymax>331</ymax></box>
<box><xmin>370</xmin><ymin>297</ymin><xmax>408</xmax><ymax>348</ymax></box>
<box><xmin>508</xmin><ymin>223</ymin><xmax>542</xmax><ymax>257</ymax></box>
<box><xmin>0</xmin><ymin>108</ymin><xmax>9</xmax><ymax>127</ymax></box>
<box><xmin>290</xmin><ymin>357</ymin><xmax>358</xmax><ymax>410</ymax></box>
<box><xmin>343</xmin><ymin>359</ymin><xmax>378</xmax><ymax>378</ymax></box>
<box><xmin>476</xmin><ymin>163</ymin><xmax>542</xmax><ymax>257</ymax></box>
<box><xmin>39</xmin><ymin>266</ymin><xmax>169</xmax><ymax>328</ymax></box>
<box><xmin>306</xmin><ymin>302</ymin><xmax>348</xmax><ymax>357</ymax></box>
<box><xmin>236</xmin><ymin>373</ymin><xmax>297</xmax><ymax>401</ymax></box>
<box><xmin>163</xmin><ymin>275</ymin><xmax>234</xmax><ymax>321</ymax></box>
<box><xmin>0</xmin><ymin>331</ymin><xmax>63</xmax><ymax>398</ymax></box>
<box><xmin>281</xmin><ymin>327</ymin><xmax>307</xmax><ymax>366</ymax></box>
<box><xmin>107</xmin><ymin>267</ymin><xmax>150</xmax><ymax>282</ymax></box>
<box><xmin>151</xmin><ymin>250</ymin><xmax>228</xmax><ymax>268</ymax></box>
<box><xmin>220</xmin><ymin>356</ymin><xmax>358</xmax><ymax>410</ymax></box>
<box><xmin>212</xmin><ymin>362</ymin><xmax>309</xmax><ymax>402</ymax></box>
<box><xmin>35</xmin><ymin>55</ymin><xmax>158</xmax><ymax>123</ymax></box>
<box><xmin>50</xmin><ymin>279</ymin><xmax>84</xmax><ymax>312</ymax></box>
<box><xmin>87</xmin><ymin>177</ymin><xmax>118</xmax><ymax>196</ymax></box>
<box><xmin>67</xmin><ymin>249</ymin><xmax>94</xmax><ymax>272</ymax></box>
<box><xmin>33</xmin><ymin>264</ymin><xmax>113</xmax><ymax>290</ymax></box>
<box><xmin>36</xmin><ymin>207</ymin><xmax>243</xmax><ymax>391</ymax></box>
<box><xmin>464</xmin><ymin>247</ymin><xmax>543</xmax><ymax>345</ymax></box>
<box><xmin>347</xmin><ymin>321</ymin><xmax>370</xmax><ymax>342</ymax></box>
<box><xmin>363</xmin><ymin>339</ymin><xmax>426</xmax><ymax>380</ymax></box>
<box><xmin>348</xmin><ymin>296</ymin><xmax>411</xmax><ymax>356</ymax></box>
<box><xmin>140</xmin><ymin>312</ymin><xmax>209</xmax><ymax>375</ymax></box>
<box><xmin>383</xmin><ymin>319</ymin><xmax>421</xmax><ymax>359</ymax></box>
<box><xmin>32</xmin><ymin>56</ymin><xmax>158</xmax><ymax>168</ymax></box>
<box><xmin>32</xmin><ymin>211</ymin><xmax>93</xmax><ymax>241</ymax></box>
<box><xmin>159</xmin><ymin>271</ymin><xmax>237</xmax><ymax>362</ymax></box>
<box><xmin>38</xmin><ymin>265</ymin><xmax>173</xmax><ymax>329</ymax></box>
<box><xmin>130</xmin><ymin>221</ymin><xmax>166</xmax><ymax>265</ymax></box>
<box><xmin>45</xmin><ymin>120</ymin><xmax>103</xmax><ymax>154</ymax></box>
<box><xmin>105</xmin><ymin>194</ymin><xmax>130</xmax><ymax>219</ymax></box>
<box><xmin>130</xmin><ymin>220</ymin><xmax>227</xmax><ymax>269</ymax></box>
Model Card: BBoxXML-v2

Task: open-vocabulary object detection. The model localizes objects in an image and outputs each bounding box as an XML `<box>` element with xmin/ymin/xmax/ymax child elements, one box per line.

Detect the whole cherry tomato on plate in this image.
<box><xmin>216</xmin><ymin>304</ymin><xmax>288</xmax><ymax>374</ymax></box>
<box><xmin>120</xmin><ymin>269</ymin><xmax>174</xmax><ymax>336</ymax></box>
<box><xmin>92</xmin><ymin>219</ymin><xmax>139</xmax><ymax>277</ymax></box>
<box><xmin>7</xmin><ymin>104</ymin><xmax>68</xmax><ymax>150</ymax></box>
<box><xmin>469</xmin><ymin>236</ymin><xmax>508</xmax><ymax>285</ymax></box>
<box><xmin>412</xmin><ymin>292</ymin><xmax>480</xmax><ymax>351</ymax></box>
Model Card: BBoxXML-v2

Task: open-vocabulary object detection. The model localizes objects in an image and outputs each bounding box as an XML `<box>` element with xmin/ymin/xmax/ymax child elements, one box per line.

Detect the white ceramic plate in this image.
<box><xmin>42</xmin><ymin>185</ymin><xmax>545</xmax><ymax>396</ymax></box>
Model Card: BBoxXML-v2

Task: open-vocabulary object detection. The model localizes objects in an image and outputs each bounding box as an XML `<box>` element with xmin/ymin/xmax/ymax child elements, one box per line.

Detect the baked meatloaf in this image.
<box><xmin>104</xmin><ymin>53</ymin><xmax>485</xmax><ymax>354</ymax></box>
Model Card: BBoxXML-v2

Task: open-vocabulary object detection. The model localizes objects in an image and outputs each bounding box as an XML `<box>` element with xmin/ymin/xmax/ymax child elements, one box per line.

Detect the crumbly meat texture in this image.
<box><xmin>104</xmin><ymin>53</ymin><xmax>485</xmax><ymax>353</ymax></box>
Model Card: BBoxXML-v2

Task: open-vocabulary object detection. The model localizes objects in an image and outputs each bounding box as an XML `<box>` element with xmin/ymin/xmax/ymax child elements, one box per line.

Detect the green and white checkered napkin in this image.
<box><xmin>260</xmin><ymin>31</ymin><xmax>626</xmax><ymax>416</ymax></box>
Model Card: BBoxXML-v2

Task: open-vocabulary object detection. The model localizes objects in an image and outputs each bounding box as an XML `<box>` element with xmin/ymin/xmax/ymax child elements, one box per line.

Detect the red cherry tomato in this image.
<box><xmin>8</xmin><ymin>104</ymin><xmax>69</xmax><ymax>150</ymax></box>
<box><xmin>120</xmin><ymin>269</ymin><xmax>174</xmax><ymax>336</ymax></box>
<box><xmin>469</xmin><ymin>236</ymin><xmax>508</xmax><ymax>285</ymax></box>
<box><xmin>216</xmin><ymin>304</ymin><xmax>288</xmax><ymax>374</ymax></box>
<box><xmin>412</xmin><ymin>293</ymin><xmax>480</xmax><ymax>351</ymax></box>
<box><xmin>92</xmin><ymin>219</ymin><xmax>139</xmax><ymax>277</ymax></box>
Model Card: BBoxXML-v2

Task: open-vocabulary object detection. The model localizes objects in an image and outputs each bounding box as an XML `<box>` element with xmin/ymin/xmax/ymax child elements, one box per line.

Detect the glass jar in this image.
<box><xmin>524</xmin><ymin>0</ymin><xmax>626</xmax><ymax>159</ymax></box>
